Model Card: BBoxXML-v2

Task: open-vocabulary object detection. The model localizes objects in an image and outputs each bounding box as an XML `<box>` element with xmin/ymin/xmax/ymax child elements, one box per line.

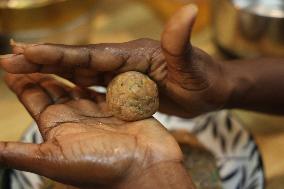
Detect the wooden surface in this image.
<box><xmin>0</xmin><ymin>73</ymin><xmax>32</xmax><ymax>141</ymax></box>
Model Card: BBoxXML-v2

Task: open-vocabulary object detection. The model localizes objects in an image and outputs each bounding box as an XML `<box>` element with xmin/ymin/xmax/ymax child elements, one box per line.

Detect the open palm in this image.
<box><xmin>0</xmin><ymin>73</ymin><xmax>182</xmax><ymax>189</ymax></box>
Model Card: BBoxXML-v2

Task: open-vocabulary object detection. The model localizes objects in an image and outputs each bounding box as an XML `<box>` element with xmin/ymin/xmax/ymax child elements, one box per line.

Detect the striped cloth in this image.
<box><xmin>1</xmin><ymin>110</ymin><xmax>264</xmax><ymax>189</ymax></box>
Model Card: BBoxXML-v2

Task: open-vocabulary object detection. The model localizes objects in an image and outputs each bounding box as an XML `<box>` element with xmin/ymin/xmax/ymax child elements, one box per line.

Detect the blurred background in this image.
<box><xmin>0</xmin><ymin>0</ymin><xmax>284</xmax><ymax>188</ymax></box>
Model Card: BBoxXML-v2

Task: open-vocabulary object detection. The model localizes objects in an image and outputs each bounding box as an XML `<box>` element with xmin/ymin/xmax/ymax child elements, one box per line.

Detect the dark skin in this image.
<box><xmin>0</xmin><ymin>73</ymin><xmax>194</xmax><ymax>189</ymax></box>
<box><xmin>1</xmin><ymin>3</ymin><xmax>284</xmax><ymax>189</ymax></box>
<box><xmin>1</xmin><ymin>5</ymin><xmax>229</xmax><ymax>118</ymax></box>
<box><xmin>223</xmin><ymin>58</ymin><xmax>284</xmax><ymax>114</ymax></box>
<box><xmin>0</xmin><ymin>5</ymin><xmax>200</xmax><ymax>189</ymax></box>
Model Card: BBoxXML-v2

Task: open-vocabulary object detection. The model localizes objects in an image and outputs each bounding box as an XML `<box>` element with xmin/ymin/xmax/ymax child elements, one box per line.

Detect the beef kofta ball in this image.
<box><xmin>106</xmin><ymin>71</ymin><xmax>159</xmax><ymax>121</ymax></box>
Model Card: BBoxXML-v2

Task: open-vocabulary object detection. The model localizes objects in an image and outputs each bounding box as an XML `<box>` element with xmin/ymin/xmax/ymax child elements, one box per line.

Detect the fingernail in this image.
<box><xmin>10</xmin><ymin>39</ymin><xmax>16</xmax><ymax>46</ymax></box>
<box><xmin>10</xmin><ymin>39</ymin><xmax>41</xmax><ymax>48</ymax></box>
<box><xmin>187</xmin><ymin>4</ymin><xmax>199</xmax><ymax>15</ymax></box>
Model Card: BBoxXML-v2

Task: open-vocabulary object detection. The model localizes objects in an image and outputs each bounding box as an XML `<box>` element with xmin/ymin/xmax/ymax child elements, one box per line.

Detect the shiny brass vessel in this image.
<box><xmin>0</xmin><ymin>0</ymin><xmax>96</xmax><ymax>53</ymax></box>
<box><xmin>212</xmin><ymin>0</ymin><xmax>284</xmax><ymax>58</ymax></box>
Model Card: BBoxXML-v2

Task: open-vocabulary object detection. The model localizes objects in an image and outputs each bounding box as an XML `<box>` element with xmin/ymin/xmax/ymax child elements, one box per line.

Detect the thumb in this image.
<box><xmin>0</xmin><ymin>141</ymin><xmax>78</xmax><ymax>186</ymax></box>
<box><xmin>161</xmin><ymin>4</ymin><xmax>198</xmax><ymax>64</ymax></box>
<box><xmin>0</xmin><ymin>142</ymin><xmax>61</xmax><ymax>177</ymax></box>
<box><xmin>0</xmin><ymin>142</ymin><xmax>44</xmax><ymax>171</ymax></box>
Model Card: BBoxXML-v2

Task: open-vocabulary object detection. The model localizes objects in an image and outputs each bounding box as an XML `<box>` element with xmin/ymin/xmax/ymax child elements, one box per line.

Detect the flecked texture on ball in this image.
<box><xmin>106</xmin><ymin>71</ymin><xmax>159</xmax><ymax>121</ymax></box>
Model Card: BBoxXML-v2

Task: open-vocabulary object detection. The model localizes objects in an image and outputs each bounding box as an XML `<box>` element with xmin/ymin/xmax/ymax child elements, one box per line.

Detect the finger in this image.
<box><xmin>0</xmin><ymin>141</ymin><xmax>66</xmax><ymax>181</ymax></box>
<box><xmin>1</xmin><ymin>54</ymin><xmax>40</xmax><ymax>73</ymax></box>
<box><xmin>86</xmin><ymin>88</ymin><xmax>108</xmax><ymax>112</ymax></box>
<box><xmin>0</xmin><ymin>57</ymin><xmax>101</xmax><ymax>88</ymax></box>
<box><xmin>58</xmin><ymin>70</ymin><xmax>113</xmax><ymax>88</ymax></box>
<box><xmin>72</xmin><ymin>69</ymin><xmax>100</xmax><ymax>87</ymax></box>
<box><xmin>0</xmin><ymin>134</ymin><xmax>137</xmax><ymax>187</ymax></box>
<box><xmin>10</xmin><ymin>39</ymin><xmax>38</xmax><ymax>54</ymax></box>
<box><xmin>0</xmin><ymin>54</ymin><xmax>74</xmax><ymax>74</ymax></box>
<box><xmin>5</xmin><ymin>73</ymin><xmax>76</xmax><ymax>122</ymax></box>
<box><xmin>0</xmin><ymin>142</ymin><xmax>43</xmax><ymax>171</ymax></box>
<box><xmin>27</xmin><ymin>74</ymin><xmax>72</xmax><ymax>103</ymax></box>
<box><xmin>5</xmin><ymin>74</ymin><xmax>89</xmax><ymax>139</ymax></box>
<box><xmin>161</xmin><ymin>4</ymin><xmax>198</xmax><ymax>58</ymax></box>
<box><xmin>10</xmin><ymin>43</ymin><xmax>125</xmax><ymax>71</ymax></box>
<box><xmin>5</xmin><ymin>74</ymin><xmax>53</xmax><ymax>120</ymax></box>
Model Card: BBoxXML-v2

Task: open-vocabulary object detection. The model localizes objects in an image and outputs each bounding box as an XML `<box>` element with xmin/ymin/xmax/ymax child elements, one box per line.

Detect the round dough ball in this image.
<box><xmin>106</xmin><ymin>71</ymin><xmax>159</xmax><ymax>121</ymax></box>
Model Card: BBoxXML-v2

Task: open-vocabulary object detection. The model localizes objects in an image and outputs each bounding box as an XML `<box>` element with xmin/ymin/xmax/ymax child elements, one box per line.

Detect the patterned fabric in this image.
<box><xmin>155</xmin><ymin>110</ymin><xmax>265</xmax><ymax>189</ymax></box>
<box><xmin>3</xmin><ymin>110</ymin><xmax>264</xmax><ymax>189</ymax></box>
<box><xmin>0</xmin><ymin>169</ymin><xmax>5</xmax><ymax>189</ymax></box>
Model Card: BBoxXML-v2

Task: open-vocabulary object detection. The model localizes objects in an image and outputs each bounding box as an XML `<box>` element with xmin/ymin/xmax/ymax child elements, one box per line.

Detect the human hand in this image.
<box><xmin>0</xmin><ymin>73</ymin><xmax>194</xmax><ymax>189</ymax></box>
<box><xmin>0</xmin><ymin>5</ymin><xmax>229</xmax><ymax>118</ymax></box>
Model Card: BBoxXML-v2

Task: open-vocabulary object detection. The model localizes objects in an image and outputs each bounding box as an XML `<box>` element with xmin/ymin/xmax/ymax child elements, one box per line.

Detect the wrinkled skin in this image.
<box><xmin>1</xmin><ymin>5</ymin><xmax>229</xmax><ymax>118</ymax></box>
<box><xmin>0</xmin><ymin>73</ymin><xmax>183</xmax><ymax>189</ymax></box>
<box><xmin>0</xmin><ymin>4</ymin><xmax>226</xmax><ymax>189</ymax></box>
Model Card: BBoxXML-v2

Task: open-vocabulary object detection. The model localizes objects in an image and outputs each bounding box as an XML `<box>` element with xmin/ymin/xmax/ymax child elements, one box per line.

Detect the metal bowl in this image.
<box><xmin>212</xmin><ymin>0</ymin><xmax>284</xmax><ymax>58</ymax></box>
<box><xmin>0</xmin><ymin>0</ymin><xmax>96</xmax><ymax>53</ymax></box>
